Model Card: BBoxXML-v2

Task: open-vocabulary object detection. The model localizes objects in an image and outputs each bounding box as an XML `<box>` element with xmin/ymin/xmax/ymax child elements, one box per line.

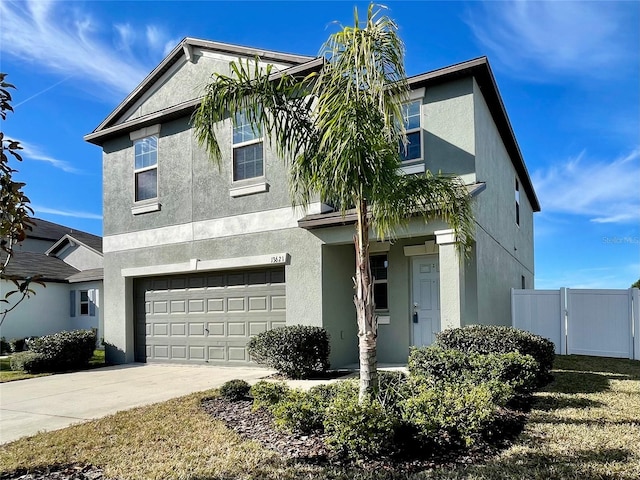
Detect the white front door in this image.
<box><xmin>411</xmin><ymin>255</ymin><xmax>440</xmax><ymax>347</ymax></box>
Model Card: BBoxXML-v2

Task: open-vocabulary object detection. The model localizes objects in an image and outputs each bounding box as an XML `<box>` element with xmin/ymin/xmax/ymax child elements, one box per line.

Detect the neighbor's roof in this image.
<box><xmin>67</xmin><ymin>268</ymin><xmax>104</xmax><ymax>283</ymax></box>
<box><xmin>28</xmin><ymin>218</ymin><xmax>103</xmax><ymax>253</ymax></box>
<box><xmin>2</xmin><ymin>251</ymin><xmax>80</xmax><ymax>283</ymax></box>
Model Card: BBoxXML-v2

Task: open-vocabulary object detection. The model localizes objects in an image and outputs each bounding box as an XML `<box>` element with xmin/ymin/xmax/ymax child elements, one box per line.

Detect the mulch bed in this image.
<box><xmin>0</xmin><ymin>464</ymin><xmax>116</xmax><ymax>480</ymax></box>
<box><xmin>201</xmin><ymin>396</ymin><xmax>529</xmax><ymax>473</ymax></box>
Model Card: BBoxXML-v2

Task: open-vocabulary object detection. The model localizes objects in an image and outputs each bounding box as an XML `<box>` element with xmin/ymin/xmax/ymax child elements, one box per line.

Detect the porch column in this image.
<box><xmin>435</xmin><ymin>229</ymin><xmax>465</xmax><ymax>330</ymax></box>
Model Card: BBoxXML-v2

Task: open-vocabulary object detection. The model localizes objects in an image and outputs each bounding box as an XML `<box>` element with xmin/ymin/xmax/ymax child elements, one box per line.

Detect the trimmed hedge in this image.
<box><xmin>250</xmin><ymin>380</ymin><xmax>291</xmax><ymax>411</ymax></box>
<box><xmin>408</xmin><ymin>346</ymin><xmax>539</xmax><ymax>395</ymax></box>
<box><xmin>19</xmin><ymin>329</ymin><xmax>96</xmax><ymax>373</ymax></box>
<box><xmin>10</xmin><ymin>351</ymin><xmax>47</xmax><ymax>373</ymax></box>
<box><xmin>219</xmin><ymin>379</ymin><xmax>251</xmax><ymax>400</ymax></box>
<box><xmin>436</xmin><ymin>325</ymin><xmax>555</xmax><ymax>385</ymax></box>
<box><xmin>247</xmin><ymin>325</ymin><xmax>330</xmax><ymax>379</ymax></box>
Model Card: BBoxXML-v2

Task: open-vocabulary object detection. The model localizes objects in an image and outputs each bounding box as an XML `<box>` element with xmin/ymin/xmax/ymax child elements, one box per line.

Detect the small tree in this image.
<box><xmin>632</xmin><ymin>279</ymin><xmax>640</xmax><ymax>289</ymax></box>
<box><xmin>0</xmin><ymin>73</ymin><xmax>42</xmax><ymax>326</ymax></box>
<box><xmin>194</xmin><ymin>5</ymin><xmax>474</xmax><ymax>400</ymax></box>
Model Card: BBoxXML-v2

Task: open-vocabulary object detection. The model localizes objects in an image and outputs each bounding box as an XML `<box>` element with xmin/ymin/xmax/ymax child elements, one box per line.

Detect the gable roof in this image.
<box><xmin>28</xmin><ymin>218</ymin><xmax>103</xmax><ymax>252</ymax></box>
<box><xmin>85</xmin><ymin>37</ymin><xmax>315</xmax><ymax>142</ymax></box>
<box><xmin>46</xmin><ymin>233</ymin><xmax>103</xmax><ymax>257</ymax></box>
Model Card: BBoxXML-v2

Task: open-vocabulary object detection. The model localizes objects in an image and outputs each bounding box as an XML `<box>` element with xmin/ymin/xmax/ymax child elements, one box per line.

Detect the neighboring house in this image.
<box><xmin>0</xmin><ymin>218</ymin><xmax>104</xmax><ymax>342</ymax></box>
<box><xmin>85</xmin><ymin>38</ymin><xmax>540</xmax><ymax>367</ymax></box>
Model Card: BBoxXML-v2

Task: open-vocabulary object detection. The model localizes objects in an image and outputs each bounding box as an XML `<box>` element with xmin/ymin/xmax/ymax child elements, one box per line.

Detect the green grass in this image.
<box><xmin>0</xmin><ymin>349</ymin><xmax>106</xmax><ymax>383</ymax></box>
<box><xmin>0</xmin><ymin>355</ymin><xmax>638</xmax><ymax>479</ymax></box>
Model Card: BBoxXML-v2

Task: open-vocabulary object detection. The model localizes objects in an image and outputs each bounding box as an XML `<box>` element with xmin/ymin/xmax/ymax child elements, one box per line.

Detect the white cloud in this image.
<box><xmin>536</xmin><ymin>264</ymin><xmax>640</xmax><ymax>290</ymax></box>
<box><xmin>466</xmin><ymin>1</ymin><xmax>637</xmax><ymax>79</ymax></box>
<box><xmin>18</xmin><ymin>140</ymin><xmax>82</xmax><ymax>174</ymax></box>
<box><xmin>0</xmin><ymin>0</ymin><xmax>177</xmax><ymax>97</ymax></box>
<box><xmin>532</xmin><ymin>149</ymin><xmax>640</xmax><ymax>224</ymax></box>
<box><xmin>33</xmin><ymin>206</ymin><xmax>102</xmax><ymax>221</ymax></box>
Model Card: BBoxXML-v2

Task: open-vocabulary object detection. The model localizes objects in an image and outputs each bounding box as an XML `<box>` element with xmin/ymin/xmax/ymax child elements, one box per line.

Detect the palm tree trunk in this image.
<box><xmin>354</xmin><ymin>199</ymin><xmax>378</xmax><ymax>402</ymax></box>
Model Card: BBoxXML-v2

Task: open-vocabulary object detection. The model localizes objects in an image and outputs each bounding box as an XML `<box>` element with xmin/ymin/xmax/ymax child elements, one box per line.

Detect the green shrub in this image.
<box><xmin>402</xmin><ymin>379</ymin><xmax>504</xmax><ymax>447</ymax></box>
<box><xmin>250</xmin><ymin>380</ymin><xmax>291</xmax><ymax>411</ymax></box>
<box><xmin>10</xmin><ymin>351</ymin><xmax>47</xmax><ymax>373</ymax></box>
<box><xmin>324</xmin><ymin>393</ymin><xmax>398</xmax><ymax>459</ymax></box>
<box><xmin>247</xmin><ymin>325</ymin><xmax>330</xmax><ymax>379</ymax></box>
<box><xmin>219</xmin><ymin>379</ymin><xmax>251</xmax><ymax>400</ymax></box>
<box><xmin>436</xmin><ymin>325</ymin><xmax>555</xmax><ymax>385</ymax></box>
<box><xmin>376</xmin><ymin>370</ymin><xmax>410</xmax><ymax>415</ymax></box>
<box><xmin>0</xmin><ymin>337</ymin><xmax>10</xmax><ymax>355</ymax></box>
<box><xmin>271</xmin><ymin>389</ymin><xmax>326</xmax><ymax>433</ymax></box>
<box><xmin>28</xmin><ymin>329</ymin><xmax>96</xmax><ymax>372</ymax></box>
<box><xmin>408</xmin><ymin>346</ymin><xmax>539</xmax><ymax>395</ymax></box>
<box><xmin>9</xmin><ymin>337</ymin><xmax>29</xmax><ymax>353</ymax></box>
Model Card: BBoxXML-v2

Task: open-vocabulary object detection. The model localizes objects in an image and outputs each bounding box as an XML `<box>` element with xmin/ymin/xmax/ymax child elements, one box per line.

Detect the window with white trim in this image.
<box><xmin>371</xmin><ymin>254</ymin><xmax>389</xmax><ymax>311</ymax></box>
<box><xmin>400</xmin><ymin>100</ymin><xmax>422</xmax><ymax>162</ymax></box>
<box><xmin>80</xmin><ymin>290</ymin><xmax>90</xmax><ymax>316</ymax></box>
<box><xmin>134</xmin><ymin>135</ymin><xmax>158</xmax><ymax>201</ymax></box>
<box><xmin>233</xmin><ymin>111</ymin><xmax>263</xmax><ymax>181</ymax></box>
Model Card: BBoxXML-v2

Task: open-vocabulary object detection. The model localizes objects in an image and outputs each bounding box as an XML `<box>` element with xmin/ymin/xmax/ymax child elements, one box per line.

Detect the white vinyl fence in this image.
<box><xmin>512</xmin><ymin>288</ymin><xmax>640</xmax><ymax>360</ymax></box>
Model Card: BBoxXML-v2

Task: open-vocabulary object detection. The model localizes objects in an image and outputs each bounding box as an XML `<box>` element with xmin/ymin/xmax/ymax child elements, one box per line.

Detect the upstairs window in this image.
<box><xmin>515</xmin><ymin>178</ymin><xmax>521</xmax><ymax>226</ymax></box>
<box><xmin>371</xmin><ymin>254</ymin><xmax>389</xmax><ymax>311</ymax></box>
<box><xmin>134</xmin><ymin>135</ymin><xmax>158</xmax><ymax>201</ymax></box>
<box><xmin>400</xmin><ymin>100</ymin><xmax>422</xmax><ymax>162</ymax></box>
<box><xmin>233</xmin><ymin>111</ymin><xmax>263</xmax><ymax>181</ymax></box>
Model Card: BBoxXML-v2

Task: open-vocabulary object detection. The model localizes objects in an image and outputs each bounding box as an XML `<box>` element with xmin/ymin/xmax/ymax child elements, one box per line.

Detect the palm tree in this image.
<box><xmin>193</xmin><ymin>4</ymin><xmax>474</xmax><ymax>401</ymax></box>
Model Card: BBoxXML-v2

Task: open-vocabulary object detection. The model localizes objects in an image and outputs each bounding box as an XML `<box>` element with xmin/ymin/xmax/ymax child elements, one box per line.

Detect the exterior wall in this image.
<box><xmin>69</xmin><ymin>281</ymin><xmax>103</xmax><ymax>342</ymax></box>
<box><xmin>56</xmin><ymin>244</ymin><xmax>103</xmax><ymax>271</ymax></box>
<box><xmin>0</xmin><ymin>281</ymin><xmax>71</xmax><ymax>339</ymax></box>
<box><xmin>472</xmin><ymin>78</ymin><xmax>534</xmax><ymax>326</ymax></box>
<box><xmin>424</xmin><ymin>77</ymin><xmax>476</xmax><ymax>184</ymax></box>
<box><xmin>120</xmin><ymin>53</ymin><xmax>292</xmax><ymax>124</ymax></box>
<box><xmin>321</xmin><ymin>244</ymin><xmax>358</xmax><ymax>368</ymax></box>
<box><xmin>102</xmin><ymin>226</ymin><xmax>324</xmax><ymax>363</ymax></box>
<box><xmin>0</xmin><ymin>280</ymin><xmax>103</xmax><ymax>341</ymax></box>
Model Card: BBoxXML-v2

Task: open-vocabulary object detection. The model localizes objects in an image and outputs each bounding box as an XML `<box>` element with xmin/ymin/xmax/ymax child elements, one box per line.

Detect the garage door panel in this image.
<box><xmin>134</xmin><ymin>267</ymin><xmax>286</xmax><ymax>364</ymax></box>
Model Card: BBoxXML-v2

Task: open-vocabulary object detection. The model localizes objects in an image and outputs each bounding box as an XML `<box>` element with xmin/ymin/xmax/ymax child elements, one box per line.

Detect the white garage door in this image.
<box><xmin>134</xmin><ymin>267</ymin><xmax>286</xmax><ymax>364</ymax></box>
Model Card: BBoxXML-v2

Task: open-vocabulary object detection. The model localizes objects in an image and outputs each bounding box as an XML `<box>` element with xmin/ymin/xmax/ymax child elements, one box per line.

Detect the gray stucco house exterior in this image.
<box><xmin>85</xmin><ymin>38</ymin><xmax>540</xmax><ymax>368</ymax></box>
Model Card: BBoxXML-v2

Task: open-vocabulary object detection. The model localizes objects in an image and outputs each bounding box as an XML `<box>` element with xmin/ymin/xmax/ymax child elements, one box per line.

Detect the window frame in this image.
<box><xmin>370</xmin><ymin>253</ymin><xmax>389</xmax><ymax>312</ymax></box>
<box><xmin>399</xmin><ymin>99</ymin><xmax>423</xmax><ymax>164</ymax></box>
<box><xmin>79</xmin><ymin>290</ymin><xmax>90</xmax><ymax>316</ymax></box>
<box><xmin>133</xmin><ymin>135</ymin><xmax>158</xmax><ymax>202</ymax></box>
<box><xmin>232</xmin><ymin>111</ymin><xmax>265</xmax><ymax>183</ymax></box>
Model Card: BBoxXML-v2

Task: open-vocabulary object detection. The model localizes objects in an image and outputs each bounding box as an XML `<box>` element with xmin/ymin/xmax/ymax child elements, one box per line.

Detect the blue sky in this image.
<box><xmin>1</xmin><ymin>0</ymin><xmax>638</xmax><ymax>289</ymax></box>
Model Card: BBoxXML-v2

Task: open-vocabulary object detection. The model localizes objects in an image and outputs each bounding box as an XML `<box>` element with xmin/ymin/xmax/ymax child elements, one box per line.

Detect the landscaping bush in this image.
<box><xmin>436</xmin><ymin>325</ymin><xmax>555</xmax><ymax>385</ymax></box>
<box><xmin>0</xmin><ymin>337</ymin><xmax>10</xmax><ymax>355</ymax></box>
<box><xmin>9</xmin><ymin>337</ymin><xmax>29</xmax><ymax>353</ymax></box>
<box><xmin>401</xmin><ymin>379</ymin><xmax>507</xmax><ymax>447</ymax></box>
<box><xmin>324</xmin><ymin>393</ymin><xmax>398</xmax><ymax>459</ymax></box>
<box><xmin>10</xmin><ymin>351</ymin><xmax>47</xmax><ymax>373</ymax></box>
<box><xmin>250</xmin><ymin>380</ymin><xmax>291</xmax><ymax>411</ymax></box>
<box><xmin>247</xmin><ymin>325</ymin><xmax>330</xmax><ymax>379</ymax></box>
<box><xmin>219</xmin><ymin>379</ymin><xmax>251</xmax><ymax>401</ymax></box>
<box><xmin>27</xmin><ymin>329</ymin><xmax>96</xmax><ymax>372</ymax></box>
<box><xmin>271</xmin><ymin>389</ymin><xmax>327</xmax><ymax>433</ymax></box>
<box><xmin>408</xmin><ymin>346</ymin><xmax>539</xmax><ymax>395</ymax></box>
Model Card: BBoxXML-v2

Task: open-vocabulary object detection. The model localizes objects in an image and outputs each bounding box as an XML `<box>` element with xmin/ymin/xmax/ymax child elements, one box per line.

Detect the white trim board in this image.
<box><xmin>104</xmin><ymin>202</ymin><xmax>326</xmax><ymax>253</ymax></box>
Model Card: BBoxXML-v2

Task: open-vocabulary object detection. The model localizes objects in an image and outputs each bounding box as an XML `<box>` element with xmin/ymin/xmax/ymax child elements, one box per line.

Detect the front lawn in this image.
<box><xmin>0</xmin><ymin>355</ymin><xmax>638</xmax><ymax>479</ymax></box>
<box><xmin>0</xmin><ymin>349</ymin><xmax>106</xmax><ymax>383</ymax></box>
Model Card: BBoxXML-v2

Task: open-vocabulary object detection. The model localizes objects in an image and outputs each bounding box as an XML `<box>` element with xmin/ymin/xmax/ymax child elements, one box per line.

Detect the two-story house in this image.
<box><xmin>85</xmin><ymin>38</ymin><xmax>539</xmax><ymax>367</ymax></box>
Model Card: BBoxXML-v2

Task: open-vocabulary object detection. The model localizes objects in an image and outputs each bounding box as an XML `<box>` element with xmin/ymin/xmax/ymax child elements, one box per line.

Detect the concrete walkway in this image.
<box><xmin>0</xmin><ymin>363</ymin><xmax>273</xmax><ymax>444</ymax></box>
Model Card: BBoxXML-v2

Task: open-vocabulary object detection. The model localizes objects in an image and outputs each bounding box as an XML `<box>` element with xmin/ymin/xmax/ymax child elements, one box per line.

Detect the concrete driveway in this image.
<box><xmin>0</xmin><ymin>363</ymin><xmax>271</xmax><ymax>444</ymax></box>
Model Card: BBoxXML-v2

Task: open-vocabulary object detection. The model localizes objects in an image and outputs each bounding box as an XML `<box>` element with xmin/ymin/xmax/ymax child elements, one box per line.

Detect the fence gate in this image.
<box><xmin>512</xmin><ymin>288</ymin><xmax>639</xmax><ymax>360</ymax></box>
